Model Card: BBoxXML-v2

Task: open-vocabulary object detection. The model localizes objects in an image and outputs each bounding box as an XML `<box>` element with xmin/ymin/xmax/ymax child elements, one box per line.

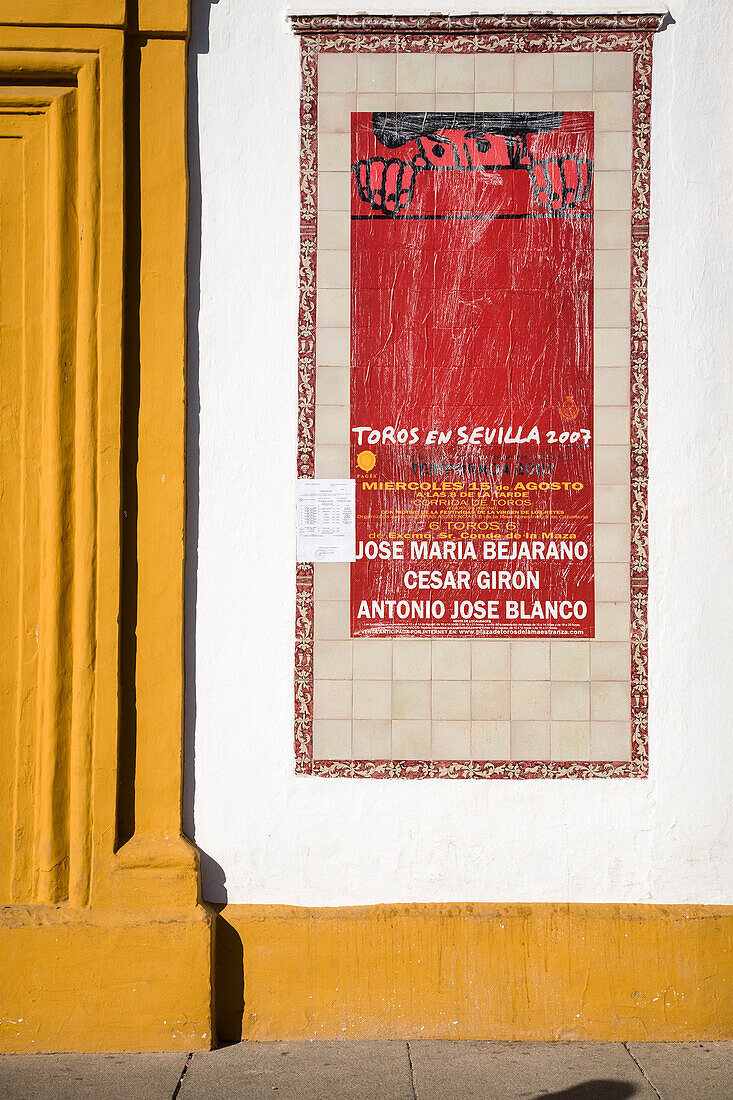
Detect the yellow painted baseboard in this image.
<box><xmin>2</xmin><ymin>901</ymin><xmax>730</xmax><ymax>1050</ymax></box>
<box><xmin>216</xmin><ymin>903</ymin><xmax>733</xmax><ymax>1043</ymax></box>
<box><xmin>0</xmin><ymin>905</ymin><xmax>214</xmax><ymax>1053</ymax></box>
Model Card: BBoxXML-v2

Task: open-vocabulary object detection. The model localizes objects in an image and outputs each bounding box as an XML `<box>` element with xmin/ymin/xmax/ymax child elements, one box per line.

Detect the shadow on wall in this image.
<box><xmin>186</xmin><ymin>0</ymin><xmax>245</xmax><ymax>1047</ymax></box>
<box><xmin>215</xmin><ymin>909</ymin><xmax>246</xmax><ymax>1043</ymax></box>
<box><xmin>183</xmin><ymin>0</ymin><xmax>219</xmax><ymax>866</ymax></box>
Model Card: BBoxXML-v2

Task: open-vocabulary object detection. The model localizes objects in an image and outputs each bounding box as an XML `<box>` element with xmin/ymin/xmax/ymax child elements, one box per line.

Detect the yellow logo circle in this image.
<box><xmin>356</xmin><ymin>450</ymin><xmax>376</xmax><ymax>472</ymax></box>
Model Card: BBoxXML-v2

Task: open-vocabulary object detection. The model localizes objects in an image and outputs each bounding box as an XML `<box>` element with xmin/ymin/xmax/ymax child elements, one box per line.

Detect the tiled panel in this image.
<box><xmin>475</xmin><ymin>54</ymin><xmax>513</xmax><ymax>92</ymax></box>
<box><xmin>432</xmin><ymin>721</ymin><xmax>471</xmax><ymax>760</ymax></box>
<box><xmin>472</xmin><ymin>720</ymin><xmax>511</xmax><ymax>760</ymax></box>
<box><xmin>392</xmin><ymin>719</ymin><xmax>431</xmax><ymax>757</ymax></box>
<box><xmin>436</xmin><ymin>53</ymin><xmax>475</xmax><ymax>93</ymax></box>
<box><xmin>352</xmin><ymin>719</ymin><xmax>391</xmax><ymax>759</ymax></box>
<box><xmin>397</xmin><ymin>53</ymin><xmax>436</xmax><ymax>93</ymax></box>
<box><xmin>551</xmin><ymin>721</ymin><xmax>591</xmax><ymax>761</ymax></box>
<box><xmin>318</xmin><ymin>53</ymin><xmax>357</xmax><ymax>93</ymax></box>
<box><xmin>393</xmin><ymin>639</ymin><xmax>432</xmax><ymax>680</ymax></box>
<box><xmin>313</xmin><ymin>719</ymin><xmax>352</xmax><ymax>759</ymax></box>
<box><xmin>310</xmin><ymin>49</ymin><xmax>635</xmax><ymax>770</ymax></box>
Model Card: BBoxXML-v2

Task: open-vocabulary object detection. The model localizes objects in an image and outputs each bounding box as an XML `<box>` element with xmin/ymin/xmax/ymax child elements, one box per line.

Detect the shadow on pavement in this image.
<box><xmin>533</xmin><ymin>1081</ymin><xmax>640</xmax><ymax>1100</ymax></box>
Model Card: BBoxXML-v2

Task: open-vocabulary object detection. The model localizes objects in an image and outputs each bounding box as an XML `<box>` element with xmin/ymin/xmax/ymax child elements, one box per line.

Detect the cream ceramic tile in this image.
<box><xmin>514</xmin><ymin>93</ymin><xmax>554</xmax><ymax>111</ymax></box>
<box><xmin>511</xmin><ymin>640</ymin><xmax>550</xmax><ymax>679</ymax></box>
<box><xmin>475</xmin><ymin>54</ymin><xmax>513</xmax><ymax>92</ymax></box>
<box><xmin>317</xmin><ymin>250</ymin><xmax>350</xmax><ymax>289</ymax></box>
<box><xmin>397</xmin><ymin>53</ymin><xmax>435</xmax><ymax>93</ymax></box>
<box><xmin>594</xmin><ymin>130</ymin><xmax>633</xmax><ymax>172</ymax></box>
<box><xmin>318</xmin><ymin>172</ymin><xmax>350</xmax><ymax>211</ymax></box>
<box><xmin>595</xmin><ymin>405</ymin><xmax>630</xmax><ymax>446</ymax></box>
<box><xmin>589</xmin><ymin>682</ymin><xmax>629</xmax><ymax>726</ymax></box>
<box><xmin>319</xmin><ymin>53</ymin><xmax>357</xmax><ymax>93</ymax></box>
<box><xmin>550</xmin><ymin>640</ymin><xmax>590</xmax><ymax>681</ymax></box>
<box><xmin>313</xmin><ymin>719</ymin><xmax>352</xmax><ymax>759</ymax></box>
<box><xmin>316</xmin><ymin>288</ymin><xmax>349</xmax><ymax>327</ymax></box>
<box><xmin>319</xmin><ymin>93</ymin><xmax>356</xmax><ymax>134</ymax></box>
<box><xmin>392</xmin><ymin>719</ymin><xmax>431</xmax><ymax>758</ymax></box>
<box><xmin>591</xmin><ymin>721</ymin><xmax>632</xmax><ymax>761</ymax></box>
<box><xmin>316</xmin><ymin>325</ymin><xmax>349</xmax><ymax>365</ymax></box>
<box><xmin>432</xmin><ymin>721</ymin><xmax>471</xmax><ymax>760</ymax></box>
<box><xmin>314</xmin><ymin>640</ymin><xmax>352</xmax><ymax>681</ymax></box>
<box><xmin>596</xmin><ymin>408</ymin><xmax>631</xmax><ymax>454</ymax></box>
<box><xmin>474</xmin><ymin>92</ymin><xmax>514</xmax><ymax>111</ymax></box>
<box><xmin>393</xmin><ymin>638</ymin><xmax>432</xmax><ymax>681</ymax></box>
<box><xmin>514</xmin><ymin>54</ymin><xmax>554</xmax><ymax>92</ymax></box>
<box><xmin>594</xmin><ymin>171</ymin><xmax>631</xmax><ymax>210</ymax></box>
<box><xmin>594</xmin><ymin>289</ymin><xmax>629</xmax><ymax>329</ymax></box>
<box><xmin>353</xmin><ymin>679</ymin><xmax>392</xmax><ymax>720</ymax></box>
<box><xmin>318</xmin><ymin>133</ymin><xmax>351</xmax><ymax>172</ymax></box>
<box><xmin>353</xmin><ymin>638</ymin><xmax>393</xmax><ymax>680</ymax></box>
<box><xmin>471</xmin><ymin>638</ymin><xmax>511</xmax><ymax>680</ymax></box>
<box><xmin>594</xmin><ymin>327</ymin><xmax>630</xmax><ymax>367</ymax></box>
<box><xmin>313</xmin><ymin>679</ymin><xmax>352</xmax><ymax>720</ymax></box>
<box><xmin>551</xmin><ymin>720</ymin><xmax>591</xmax><ymax>760</ymax></box>
<box><xmin>594</xmin><ymin>211</ymin><xmax>631</xmax><ymax>251</ymax></box>
<box><xmin>553</xmin><ymin>52</ymin><xmax>593</xmax><ymax>91</ymax></box>
<box><xmin>315</xmin><ymin>445</ymin><xmax>349</xmax><ymax>479</ymax></box>
<box><xmin>393</xmin><ymin>679</ymin><xmax>432</xmax><ymax>720</ymax></box>
<box><xmin>595</xmin><ymin>485</ymin><xmax>629</xmax><ymax>525</ymax></box>
<box><xmin>551</xmin><ymin>680</ymin><xmax>590</xmax><ymax>721</ymax></box>
<box><xmin>432</xmin><ymin>680</ymin><xmax>471</xmax><ymax>721</ymax></box>
<box><xmin>593</xmin><ymin>52</ymin><xmax>634</xmax><ymax>92</ymax></box>
<box><xmin>595</xmin><ymin>563</ymin><xmax>630</xmax><ymax>604</ymax></box>
<box><xmin>314</xmin><ymin>600</ymin><xmax>350</xmax><ymax>640</ymax></box>
<box><xmin>471</xmin><ymin>680</ymin><xmax>511</xmax><ymax>721</ymax></box>
<box><xmin>316</xmin><ymin>365</ymin><xmax>349</xmax><ymax>407</ymax></box>
<box><xmin>595</xmin><ymin>250</ymin><xmax>630</xmax><ymax>289</ymax></box>
<box><xmin>591</xmin><ymin>640</ymin><xmax>630</xmax><ymax>681</ymax></box>
<box><xmin>314</xmin><ymin>562</ymin><xmax>350</xmax><ymax>602</ymax></box>
<box><xmin>511</xmin><ymin>680</ymin><xmax>551</xmax><ymax>721</ymax></box>
<box><xmin>511</xmin><ymin>720</ymin><xmax>551</xmax><ymax>760</ymax></box>
<box><xmin>432</xmin><ymin>639</ymin><xmax>471</xmax><ymax>680</ymax></box>
<box><xmin>436</xmin><ymin>53</ymin><xmax>474</xmax><ymax>93</ymax></box>
<box><xmin>356</xmin><ymin>93</ymin><xmax>397</xmax><ymax>112</ymax></box>
<box><xmin>553</xmin><ymin>92</ymin><xmax>593</xmax><ymax>111</ymax></box>
<box><xmin>594</xmin><ymin>91</ymin><xmax>633</xmax><ymax>131</ymax></box>
<box><xmin>595</xmin><ymin>602</ymin><xmax>630</xmax><ymax>642</ymax></box>
<box><xmin>315</xmin><ymin>404</ymin><xmax>349</xmax><ymax>445</ymax></box>
<box><xmin>397</xmin><ymin>93</ymin><xmax>437</xmax><ymax>111</ymax></box>
<box><xmin>594</xmin><ymin>445</ymin><xmax>629</xmax><ymax>486</ymax></box>
<box><xmin>595</xmin><ymin>367</ymin><xmax>629</xmax><ymax>408</ymax></box>
<box><xmin>471</xmin><ymin>720</ymin><xmax>511</xmax><ymax>760</ymax></box>
<box><xmin>317</xmin><ymin>212</ymin><xmax>350</xmax><ymax>253</ymax></box>
<box><xmin>435</xmin><ymin>94</ymin><xmax>475</xmax><ymax>112</ymax></box>
<box><xmin>357</xmin><ymin>53</ymin><xmax>397</xmax><ymax>92</ymax></box>
<box><xmin>352</xmin><ymin>719</ymin><xmax>391</xmax><ymax>759</ymax></box>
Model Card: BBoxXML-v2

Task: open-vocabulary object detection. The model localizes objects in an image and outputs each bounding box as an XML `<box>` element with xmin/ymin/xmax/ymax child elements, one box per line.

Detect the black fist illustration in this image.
<box><xmin>353</xmin><ymin>156</ymin><xmax>417</xmax><ymax>216</ymax></box>
<box><xmin>526</xmin><ymin>155</ymin><xmax>593</xmax><ymax>212</ymax></box>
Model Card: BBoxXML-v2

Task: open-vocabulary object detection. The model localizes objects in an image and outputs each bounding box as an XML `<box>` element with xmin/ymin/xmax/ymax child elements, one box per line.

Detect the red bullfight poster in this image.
<box><xmin>350</xmin><ymin>110</ymin><xmax>595</xmax><ymax>638</ymax></box>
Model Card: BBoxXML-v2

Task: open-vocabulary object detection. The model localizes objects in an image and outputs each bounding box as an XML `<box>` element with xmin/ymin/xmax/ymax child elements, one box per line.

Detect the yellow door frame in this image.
<box><xmin>0</xmin><ymin>1</ymin><xmax>212</xmax><ymax>1052</ymax></box>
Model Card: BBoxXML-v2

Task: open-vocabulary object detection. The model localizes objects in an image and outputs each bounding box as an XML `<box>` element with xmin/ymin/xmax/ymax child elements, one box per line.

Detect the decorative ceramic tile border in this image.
<box><xmin>290</xmin><ymin>14</ymin><xmax>668</xmax><ymax>35</ymax></box>
<box><xmin>293</xmin><ymin>13</ymin><xmax>664</xmax><ymax>778</ymax></box>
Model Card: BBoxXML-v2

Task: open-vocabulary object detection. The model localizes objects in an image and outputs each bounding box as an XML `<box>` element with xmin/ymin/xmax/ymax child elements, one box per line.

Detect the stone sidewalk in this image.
<box><xmin>0</xmin><ymin>1041</ymin><xmax>731</xmax><ymax>1098</ymax></box>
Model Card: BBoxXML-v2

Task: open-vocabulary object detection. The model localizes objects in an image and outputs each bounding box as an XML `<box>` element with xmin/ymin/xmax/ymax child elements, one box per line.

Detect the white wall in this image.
<box><xmin>190</xmin><ymin>0</ymin><xmax>733</xmax><ymax>905</ymax></box>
